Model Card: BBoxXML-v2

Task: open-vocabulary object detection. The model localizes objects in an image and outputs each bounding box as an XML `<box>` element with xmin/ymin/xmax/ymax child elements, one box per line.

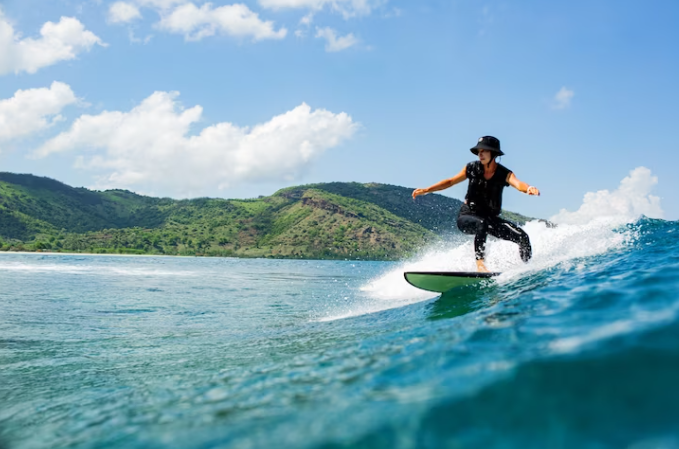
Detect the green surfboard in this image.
<box><xmin>404</xmin><ymin>271</ymin><xmax>500</xmax><ymax>293</ymax></box>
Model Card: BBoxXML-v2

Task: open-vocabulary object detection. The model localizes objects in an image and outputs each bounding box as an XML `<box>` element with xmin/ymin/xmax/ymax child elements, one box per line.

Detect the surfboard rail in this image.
<box><xmin>404</xmin><ymin>271</ymin><xmax>501</xmax><ymax>293</ymax></box>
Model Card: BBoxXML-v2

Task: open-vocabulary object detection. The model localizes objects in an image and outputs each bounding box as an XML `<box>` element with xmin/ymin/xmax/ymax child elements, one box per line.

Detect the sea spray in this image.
<box><xmin>360</xmin><ymin>166</ymin><xmax>663</xmax><ymax>307</ymax></box>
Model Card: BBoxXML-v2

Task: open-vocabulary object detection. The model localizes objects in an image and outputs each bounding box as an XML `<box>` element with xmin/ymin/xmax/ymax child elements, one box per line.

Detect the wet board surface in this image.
<box><xmin>404</xmin><ymin>271</ymin><xmax>501</xmax><ymax>293</ymax></box>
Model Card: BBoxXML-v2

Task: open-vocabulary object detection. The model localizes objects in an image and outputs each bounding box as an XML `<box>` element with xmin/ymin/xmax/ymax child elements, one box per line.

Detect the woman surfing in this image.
<box><xmin>412</xmin><ymin>136</ymin><xmax>540</xmax><ymax>272</ymax></box>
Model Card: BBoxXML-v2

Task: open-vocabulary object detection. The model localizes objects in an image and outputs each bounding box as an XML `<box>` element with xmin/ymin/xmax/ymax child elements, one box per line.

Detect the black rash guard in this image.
<box><xmin>464</xmin><ymin>161</ymin><xmax>511</xmax><ymax>217</ymax></box>
<box><xmin>457</xmin><ymin>161</ymin><xmax>532</xmax><ymax>262</ymax></box>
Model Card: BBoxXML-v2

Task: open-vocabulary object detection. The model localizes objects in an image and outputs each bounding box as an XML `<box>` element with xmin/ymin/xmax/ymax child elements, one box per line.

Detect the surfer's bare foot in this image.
<box><xmin>476</xmin><ymin>260</ymin><xmax>489</xmax><ymax>272</ymax></box>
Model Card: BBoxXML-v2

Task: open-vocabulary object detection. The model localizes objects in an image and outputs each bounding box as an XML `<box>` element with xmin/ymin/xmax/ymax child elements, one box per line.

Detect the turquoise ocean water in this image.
<box><xmin>1</xmin><ymin>216</ymin><xmax>678</xmax><ymax>449</ymax></box>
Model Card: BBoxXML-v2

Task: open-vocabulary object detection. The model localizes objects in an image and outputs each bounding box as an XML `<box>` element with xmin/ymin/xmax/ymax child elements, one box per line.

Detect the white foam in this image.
<box><xmin>360</xmin><ymin>237</ymin><xmax>476</xmax><ymax>302</ymax></box>
<box><xmin>0</xmin><ymin>262</ymin><xmax>196</xmax><ymax>277</ymax></box>
<box><xmin>357</xmin><ymin>216</ymin><xmax>631</xmax><ymax>305</ymax></box>
<box><xmin>357</xmin><ymin>168</ymin><xmax>664</xmax><ymax>308</ymax></box>
<box><xmin>314</xmin><ymin>217</ymin><xmax>632</xmax><ymax>322</ymax></box>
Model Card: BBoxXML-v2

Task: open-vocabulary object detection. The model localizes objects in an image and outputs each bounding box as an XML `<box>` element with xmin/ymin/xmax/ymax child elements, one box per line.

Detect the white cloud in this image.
<box><xmin>128</xmin><ymin>30</ymin><xmax>154</xmax><ymax>44</ymax></box>
<box><xmin>553</xmin><ymin>86</ymin><xmax>574</xmax><ymax>110</ymax></box>
<box><xmin>0</xmin><ymin>10</ymin><xmax>105</xmax><ymax>75</ymax></box>
<box><xmin>385</xmin><ymin>7</ymin><xmax>401</xmax><ymax>17</ymax></box>
<box><xmin>0</xmin><ymin>82</ymin><xmax>78</xmax><ymax>145</ymax></box>
<box><xmin>259</xmin><ymin>0</ymin><xmax>384</xmax><ymax>18</ymax></box>
<box><xmin>34</xmin><ymin>91</ymin><xmax>358</xmax><ymax>195</ymax></box>
<box><xmin>108</xmin><ymin>2</ymin><xmax>143</xmax><ymax>24</ymax></box>
<box><xmin>136</xmin><ymin>0</ymin><xmax>188</xmax><ymax>10</ymax></box>
<box><xmin>158</xmin><ymin>2</ymin><xmax>287</xmax><ymax>41</ymax></box>
<box><xmin>300</xmin><ymin>12</ymin><xmax>314</xmax><ymax>25</ymax></box>
<box><xmin>550</xmin><ymin>167</ymin><xmax>664</xmax><ymax>225</ymax></box>
<box><xmin>315</xmin><ymin>26</ymin><xmax>358</xmax><ymax>51</ymax></box>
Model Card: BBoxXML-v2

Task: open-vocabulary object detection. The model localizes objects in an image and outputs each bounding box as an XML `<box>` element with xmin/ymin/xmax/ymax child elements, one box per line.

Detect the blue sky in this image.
<box><xmin>1</xmin><ymin>0</ymin><xmax>677</xmax><ymax>220</ymax></box>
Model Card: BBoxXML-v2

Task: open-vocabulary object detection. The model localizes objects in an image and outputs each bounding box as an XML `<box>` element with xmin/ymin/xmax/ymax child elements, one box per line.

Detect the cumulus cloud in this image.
<box><xmin>0</xmin><ymin>10</ymin><xmax>105</xmax><ymax>75</ymax></box>
<box><xmin>136</xmin><ymin>0</ymin><xmax>188</xmax><ymax>10</ymax></box>
<box><xmin>108</xmin><ymin>2</ymin><xmax>143</xmax><ymax>24</ymax></box>
<box><xmin>157</xmin><ymin>2</ymin><xmax>287</xmax><ymax>41</ymax></box>
<box><xmin>259</xmin><ymin>0</ymin><xmax>384</xmax><ymax>18</ymax></box>
<box><xmin>0</xmin><ymin>82</ymin><xmax>78</xmax><ymax>145</ymax></box>
<box><xmin>550</xmin><ymin>167</ymin><xmax>664</xmax><ymax>225</ymax></box>
<box><xmin>315</xmin><ymin>27</ymin><xmax>358</xmax><ymax>51</ymax></box>
<box><xmin>34</xmin><ymin>91</ymin><xmax>358</xmax><ymax>195</ymax></box>
<box><xmin>553</xmin><ymin>86</ymin><xmax>574</xmax><ymax>110</ymax></box>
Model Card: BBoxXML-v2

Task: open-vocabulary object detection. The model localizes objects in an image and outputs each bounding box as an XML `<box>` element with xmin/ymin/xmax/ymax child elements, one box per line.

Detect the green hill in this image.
<box><xmin>0</xmin><ymin>173</ymin><xmax>535</xmax><ymax>260</ymax></box>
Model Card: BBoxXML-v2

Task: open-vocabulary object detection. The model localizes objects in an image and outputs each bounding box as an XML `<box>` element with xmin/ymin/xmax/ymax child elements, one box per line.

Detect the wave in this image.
<box><xmin>313</xmin><ymin>321</ymin><xmax>679</xmax><ymax>449</ymax></box>
<box><xmin>360</xmin><ymin>165</ymin><xmax>671</xmax><ymax>309</ymax></box>
<box><xmin>0</xmin><ymin>260</ymin><xmax>197</xmax><ymax>277</ymax></box>
<box><xmin>359</xmin><ymin>216</ymin><xmax>635</xmax><ymax>302</ymax></box>
<box><xmin>349</xmin><ymin>208</ymin><xmax>676</xmax><ymax>324</ymax></box>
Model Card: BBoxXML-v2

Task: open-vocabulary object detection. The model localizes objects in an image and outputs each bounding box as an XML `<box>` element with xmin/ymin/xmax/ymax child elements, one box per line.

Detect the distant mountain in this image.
<box><xmin>0</xmin><ymin>173</ymin><xmax>535</xmax><ymax>260</ymax></box>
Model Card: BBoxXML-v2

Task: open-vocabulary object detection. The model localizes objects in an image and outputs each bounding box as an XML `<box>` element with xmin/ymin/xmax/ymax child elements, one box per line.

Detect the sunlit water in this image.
<box><xmin>1</xmin><ymin>216</ymin><xmax>679</xmax><ymax>449</ymax></box>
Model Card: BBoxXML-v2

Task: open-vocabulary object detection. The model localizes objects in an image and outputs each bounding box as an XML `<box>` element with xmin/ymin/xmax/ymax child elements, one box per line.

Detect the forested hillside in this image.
<box><xmin>0</xmin><ymin>173</ymin><xmax>534</xmax><ymax>260</ymax></box>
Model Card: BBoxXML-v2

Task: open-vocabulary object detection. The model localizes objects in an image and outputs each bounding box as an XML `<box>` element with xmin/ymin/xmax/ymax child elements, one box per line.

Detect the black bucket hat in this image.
<box><xmin>470</xmin><ymin>136</ymin><xmax>504</xmax><ymax>156</ymax></box>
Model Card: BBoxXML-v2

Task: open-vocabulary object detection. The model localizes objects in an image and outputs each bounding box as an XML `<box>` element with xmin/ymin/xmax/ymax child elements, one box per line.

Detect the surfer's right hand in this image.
<box><xmin>412</xmin><ymin>188</ymin><xmax>428</xmax><ymax>199</ymax></box>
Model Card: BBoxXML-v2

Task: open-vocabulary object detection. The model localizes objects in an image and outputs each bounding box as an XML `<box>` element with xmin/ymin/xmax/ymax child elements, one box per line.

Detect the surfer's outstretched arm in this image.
<box><xmin>412</xmin><ymin>167</ymin><xmax>467</xmax><ymax>199</ymax></box>
<box><xmin>507</xmin><ymin>173</ymin><xmax>540</xmax><ymax>196</ymax></box>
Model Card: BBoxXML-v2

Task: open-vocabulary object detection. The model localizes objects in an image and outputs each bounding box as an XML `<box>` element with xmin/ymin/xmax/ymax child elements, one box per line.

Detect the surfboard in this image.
<box><xmin>404</xmin><ymin>271</ymin><xmax>501</xmax><ymax>293</ymax></box>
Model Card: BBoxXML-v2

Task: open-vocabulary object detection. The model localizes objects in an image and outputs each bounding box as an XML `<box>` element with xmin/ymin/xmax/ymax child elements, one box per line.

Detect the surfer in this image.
<box><xmin>411</xmin><ymin>136</ymin><xmax>540</xmax><ymax>272</ymax></box>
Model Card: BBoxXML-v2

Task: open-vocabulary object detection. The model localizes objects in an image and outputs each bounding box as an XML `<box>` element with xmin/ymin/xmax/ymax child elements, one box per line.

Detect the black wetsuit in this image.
<box><xmin>457</xmin><ymin>161</ymin><xmax>532</xmax><ymax>262</ymax></box>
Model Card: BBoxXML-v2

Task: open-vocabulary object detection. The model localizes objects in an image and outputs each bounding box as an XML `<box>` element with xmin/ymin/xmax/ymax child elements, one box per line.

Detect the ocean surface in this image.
<box><xmin>1</xmin><ymin>216</ymin><xmax>679</xmax><ymax>449</ymax></box>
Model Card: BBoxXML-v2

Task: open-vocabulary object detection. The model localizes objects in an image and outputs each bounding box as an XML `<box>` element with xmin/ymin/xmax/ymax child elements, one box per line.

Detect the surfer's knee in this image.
<box><xmin>457</xmin><ymin>215</ymin><xmax>484</xmax><ymax>235</ymax></box>
<box><xmin>506</xmin><ymin>224</ymin><xmax>531</xmax><ymax>262</ymax></box>
<box><xmin>519</xmin><ymin>230</ymin><xmax>530</xmax><ymax>246</ymax></box>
